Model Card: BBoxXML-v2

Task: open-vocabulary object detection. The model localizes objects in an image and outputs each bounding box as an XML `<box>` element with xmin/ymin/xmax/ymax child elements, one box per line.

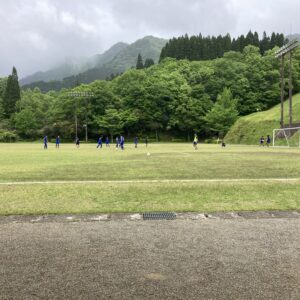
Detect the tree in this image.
<box><xmin>95</xmin><ymin>108</ymin><xmax>138</xmax><ymax>139</ymax></box>
<box><xmin>205</xmin><ymin>87</ymin><xmax>239</xmax><ymax>134</ymax></box>
<box><xmin>0</xmin><ymin>78</ymin><xmax>6</xmax><ymax>121</ymax></box>
<box><xmin>14</xmin><ymin>109</ymin><xmax>38</xmax><ymax>138</ymax></box>
<box><xmin>144</xmin><ymin>58</ymin><xmax>155</xmax><ymax>68</ymax></box>
<box><xmin>0</xmin><ymin>98</ymin><xmax>4</xmax><ymax>121</ymax></box>
<box><xmin>3</xmin><ymin>67</ymin><xmax>21</xmax><ymax>117</ymax></box>
<box><xmin>136</xmin><ymin>53</ymin><xmax>144</xmax><ymax>69</ymax></box>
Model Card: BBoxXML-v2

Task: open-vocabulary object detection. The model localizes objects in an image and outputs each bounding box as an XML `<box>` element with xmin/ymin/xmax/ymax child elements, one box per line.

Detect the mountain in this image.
<box><xmin>20</xmin><ymin>42</ymin><xmax>128</xmax><ymax>86</ymax></box>
<box><xmin>21</xmin><ymin>36</ymin><xmax>167</xmax><ymax>92</ymax></box>
<box><xmin>287</xmin><ymin>33</ymin><xmax>300</xmax><ymax>41</ymax></box>
<box><xmin>225</xmin><ymin>93</ymin><xmax>300</xmax><ymax>145</ymax></box>
<box><xmin>93</xmin><ymin>42</ymin><xmax>129</xmax><ymax>67</ymax></box>
<box><xmin>106</xmin><ymin>36</ymin><xmax>167</xmax><ymax>72</ymax></box>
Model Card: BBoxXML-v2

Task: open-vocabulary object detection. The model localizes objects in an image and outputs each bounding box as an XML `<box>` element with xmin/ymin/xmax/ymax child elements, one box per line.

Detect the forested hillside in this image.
<box><xmin>1</xmin><ymin>43</ymin><xmax>300</xmax><ymax>142</ymax></box>
<box><xmin>160</xmin><ymin>31</ymin><xmax>285</xmax><ymax>61</ymax></box>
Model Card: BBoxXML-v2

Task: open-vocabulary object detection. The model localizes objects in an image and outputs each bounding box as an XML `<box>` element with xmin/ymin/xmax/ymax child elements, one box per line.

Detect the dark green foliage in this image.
<box><xmin>136</xmin><ymin>54</ymin><xmax>144</xmax><ymax>69</ymax></box>
<box><xmin>205</xmin><ymin>88</ymin><xmax>238</xmax><ymax>134</ymax></box>
<box><xmin>144</xmin><ymin>58</ymin><xmax>155</xmax><ymax>68</ymax></box>
<box><xmin>0</xmin><ymin>78</ymin><xmax>7</xmax><ymax>121</ymax></box>
<box><xmin>160</xmin><ymin>31</ymin><xmax>285</xmax><ymax>62</ymax></box>
<box><xmin>3</xmin><ymin>67</ymin><xmax>21</xmax><ymax>117</ymax></box>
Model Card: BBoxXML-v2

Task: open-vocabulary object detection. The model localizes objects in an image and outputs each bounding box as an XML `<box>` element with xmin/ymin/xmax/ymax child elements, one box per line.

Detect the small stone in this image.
<box><xmin>90</xmin><ymin>215</ymin><xmax>109</xmax><ymax>221</ymax></box>
<box><xmin>191</xmin><ymin>213</ymin><xmax>206</xmax><ymax>220</ymax></box>
<box><xmin>130</xmin><ymin>214</ymin><xmax>142</xmax><ymax>220</ymax></box>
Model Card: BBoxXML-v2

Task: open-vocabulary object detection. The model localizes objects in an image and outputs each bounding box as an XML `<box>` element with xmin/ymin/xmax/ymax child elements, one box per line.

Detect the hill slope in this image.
<box><xmin>225</xmin><ymin>93</ymin><xmax>300</xmax><ymax>144</ymax></box>
<box><xmin>106</xmin><ymin>36</ymin><xmax>167</xmax><ymax>71</ymax></box>
<box><xmin>21</xmin><ymin>36</ymin><xmax>167</xmax><ymax>92</ymax></box>
<box><xmin>20</xmin><ymin>42</ymin><xmax>128</xmax><ymax>86</ymax></box>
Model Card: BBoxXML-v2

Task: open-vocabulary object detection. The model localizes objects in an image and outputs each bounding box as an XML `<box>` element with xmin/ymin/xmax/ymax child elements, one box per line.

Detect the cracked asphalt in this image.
<box><xmin>0</xmin><ymin>216</ymin><xmax>299</xmax><ymax>299</ymax></box>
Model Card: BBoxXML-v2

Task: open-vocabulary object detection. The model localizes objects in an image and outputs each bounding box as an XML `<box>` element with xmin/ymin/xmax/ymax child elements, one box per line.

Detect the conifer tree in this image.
<box><xmin>144</xmin><ymin>58</ymin><xmax>155</xmax><ymax>68</ymax></box>
<box><xmin>3</xmin><ymin>67</ymin><xmax>21</xmax><ymax>117</ymax></box>
<box><xmin>136</xmin><ymin>54</ymin><xmax>144</xmax><ymax>69</ymax></box>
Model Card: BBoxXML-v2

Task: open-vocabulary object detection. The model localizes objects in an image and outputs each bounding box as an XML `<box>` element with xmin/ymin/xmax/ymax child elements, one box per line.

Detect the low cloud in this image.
<box><xmin>0</xmin><ymin>0</ymin><xmax>299</xmax><ymax>78</ymax></box>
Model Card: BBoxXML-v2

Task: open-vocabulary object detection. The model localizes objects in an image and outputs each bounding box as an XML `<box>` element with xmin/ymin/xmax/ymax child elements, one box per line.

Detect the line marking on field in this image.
<box><xmin>1</xmin><ymin>178</ymin><xmax>300</xmax><ymax>185</ymax></box>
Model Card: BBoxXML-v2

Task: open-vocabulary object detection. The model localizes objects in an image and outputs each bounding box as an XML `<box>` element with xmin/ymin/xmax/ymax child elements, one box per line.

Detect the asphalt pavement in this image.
<box><xmin>0</xmin><ymin>216</ymin><xmax>299</xmax><ymax>299</ymax></box>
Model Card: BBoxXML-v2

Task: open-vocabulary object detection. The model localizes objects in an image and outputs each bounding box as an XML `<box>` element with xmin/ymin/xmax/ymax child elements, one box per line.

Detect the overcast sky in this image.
<box><xmin>0</xmin><ymin>0</ymin><xmax>299</xmax><ymax>78</ymax></box>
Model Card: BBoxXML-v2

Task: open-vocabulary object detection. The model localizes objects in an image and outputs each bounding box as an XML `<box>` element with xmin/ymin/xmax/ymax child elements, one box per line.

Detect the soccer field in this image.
<box><xmin>0</xmin><ymin>143</ymin><xmax>299</xmax><ymax>215</ymax></box>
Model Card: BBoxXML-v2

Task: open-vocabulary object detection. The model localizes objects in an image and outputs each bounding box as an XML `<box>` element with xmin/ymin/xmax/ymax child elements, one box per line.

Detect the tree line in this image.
<box><xmin>1</xmin><ymin>41</ymin><xmax>300</xmax><ymax>142</ymax></box>
<box><xmin>160</xmin><ymin>31</ymin><xmax>285</xmax><ymax>61</ymax></box>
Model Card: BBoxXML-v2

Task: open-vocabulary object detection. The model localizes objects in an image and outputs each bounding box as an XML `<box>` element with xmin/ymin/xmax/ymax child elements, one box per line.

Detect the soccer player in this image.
<box><xmin>96</xmin><ymin>136</ymin><xmax>102</xmax><ymax>149</ymax></box>
<box><xmin>266</xmin><ymin>135</ymin><xmax>271</xmax><ymax>147</ymax></box>
<box><xmin>260</xmin><ymin>136</ymin><xmax>264</xmax><ymax>147</ymax></box>
<box><xmin>43</xmin><ymin>135</ymin><xmax>48</xmax><ymax>150</ymax></box>
<box><xmin>115</xmin><ymin>136</ymin><xmax>119</xmax><ymax>148</ymax></box>
<box><xmin>134</xmin><ymin>136</ymin><xmax>138</xmax><ymax>148</ymax></box>
<box><xmin>221</xmin><ymin>139</ymin><xmax>226</xmax><ymax>147</ymax></box>
<box><xmin>55</xmin><ymin>136</ymin><xmax>60</xmax><ymax>149</ymax></box>
<box><xmin>97</xmin><ymin>136</ymin><xmax>103</xmax><ymax>149</ymax></box>
<box><xmin>105</xmin><ymin>136</ymin><xmax>110</xmax><ymax>147</ymax></box>
<box><xmin>120</xmin><ymin>135</ymin><xmax>125</xmax><ymax>150</ymax></box>
<box><xmin>193</xmin><ymin>133</ymin><xmax>198</xmax><ymax>150</ymax></box>
<box><xmin>76</xmin><ymin>137</ymin><xmax>80</xmax><ymax>148</ymax></box>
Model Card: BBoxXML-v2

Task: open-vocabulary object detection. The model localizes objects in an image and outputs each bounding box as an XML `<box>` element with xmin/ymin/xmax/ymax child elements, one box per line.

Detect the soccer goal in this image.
<box><xmin>273</xmin><ymin>127</ymin><xmax>300</xmax><ymax>147</ymax></box>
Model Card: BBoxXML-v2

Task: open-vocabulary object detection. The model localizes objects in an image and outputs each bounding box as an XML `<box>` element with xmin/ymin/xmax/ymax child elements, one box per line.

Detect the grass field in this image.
<box><xmin>0</xmin><ymin>143</ymin><xmax>300</xmax><ymax>215</ymax></box>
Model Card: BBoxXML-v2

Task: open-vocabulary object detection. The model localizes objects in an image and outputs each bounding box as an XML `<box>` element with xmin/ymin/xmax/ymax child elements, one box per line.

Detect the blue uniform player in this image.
<box><xmin>56</xmin><ymin>136</ymin><xmax>60</xmax><ymax>149</ymax></box>
<box><xmin>266</xmin><ymin>135</ymin><xmax>271</xmax><ymax>147</ymax></box>
<box><xmin>106</xmin><ymin>136</ymin><xmax>110</xmax><ymax>147</ymax></box>
<box><xmin>120</xmin><ymin>135</ymin><xmax>125</xmax><ymax>150</ymax></box>
<box><xmin>97</xmin><ymin>137</ymin><xmax>102</xmax><ymax>149</ymax></box>
<box><xmin>43</xmin><ymin>136</ymin><xmax>48</xmax><ymax>149</ymax></box>
<box><xmin>76</xmin><ymin>137</ymin><xmax>80</xmax><ymax>148</ymax></box>
<box><xmin>134</xmin><ymin>136</ymin><xmax>138</xmax><ymax>148</ymax></box>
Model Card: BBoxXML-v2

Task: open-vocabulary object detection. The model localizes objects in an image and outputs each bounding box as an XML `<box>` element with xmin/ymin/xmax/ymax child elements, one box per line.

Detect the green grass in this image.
<box><xmin>0</xmin><ymin>143</ymin><xmax>299</xmax><ymax>215</ymax></box>
<box><xmin>226</xmin><ymin>93</ymin><xmax>300</xmax><ymax>145</ymax></box>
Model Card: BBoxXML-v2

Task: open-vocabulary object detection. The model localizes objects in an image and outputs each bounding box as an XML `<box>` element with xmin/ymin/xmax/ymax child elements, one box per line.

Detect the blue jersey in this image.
<box><xmin>44</xmin><ymin>137</ymin><xmax>48</xmax><ymax>144</ymax></box>
<box><xmin>56</xmin><ymin>138</ymin><xmax>60</xmax><ymax>144</ymax></box>
<box><xmin>98</xmin><ymin>137</ymin><xmax>102</xmax><ymax>144</ymax></box>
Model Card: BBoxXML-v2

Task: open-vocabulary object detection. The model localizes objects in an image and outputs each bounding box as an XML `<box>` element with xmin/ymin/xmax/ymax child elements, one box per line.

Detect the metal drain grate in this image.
<box><xmin>143</xmin><ymin>212</ymin><xmax>176</xmax><ymax>220</ymax></box>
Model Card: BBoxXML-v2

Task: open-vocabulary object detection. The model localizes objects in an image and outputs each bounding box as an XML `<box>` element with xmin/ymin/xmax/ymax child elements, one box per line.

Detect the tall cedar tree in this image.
<box><xmin>136</xmin><ymin>53</ymin><xmax>144</xmax><ymax>69</ymax></box>
<box><xmin>144</xmin><ymin>58</ymin><xmax>155</xmax><ymax>68</ymax></box>
<box><xmin>159</xmin><ymin>32</ymin><xmax>285</xmax><ymax>62</ymax></box>
<box><xmin>3</xmin><ymin>67</ymin><xmax>21</xmax><ymax>117</ymax></box>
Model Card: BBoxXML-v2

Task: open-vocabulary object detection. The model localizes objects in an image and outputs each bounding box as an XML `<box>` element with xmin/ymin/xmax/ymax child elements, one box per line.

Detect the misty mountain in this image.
<box><xmin>21</xmin><ymin>36</ymin><xmax>167</xmax><ymax>92</ymax></box>
<box><xmin>20</xmin><ymin>42</ymin><xmax>128</xmax><ymax>86</ymax></box>
<box><xmin>287</xmin><ymin>33</ymin><xmax>300</xmax><ymax>41</ymax></box>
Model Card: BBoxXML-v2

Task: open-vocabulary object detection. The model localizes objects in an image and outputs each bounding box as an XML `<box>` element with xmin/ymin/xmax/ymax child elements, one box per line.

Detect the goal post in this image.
<box><xmin>273</xmin><ymin>127</ymin><xmax>300</xmax><ymax>148</ymax></box>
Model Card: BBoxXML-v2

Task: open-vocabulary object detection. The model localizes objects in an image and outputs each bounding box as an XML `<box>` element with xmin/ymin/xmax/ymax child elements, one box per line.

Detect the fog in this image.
<box><xmin>0</xmin><ymin>0</ymin><xmax>298</xmax><ymax>78</ymax></box>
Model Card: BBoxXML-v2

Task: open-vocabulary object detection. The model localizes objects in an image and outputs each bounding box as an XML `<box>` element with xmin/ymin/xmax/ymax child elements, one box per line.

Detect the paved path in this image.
<box><xmin>0</xmin><ymin>217</ymin><xmax>299</xmax><ymax>299</ymax></box>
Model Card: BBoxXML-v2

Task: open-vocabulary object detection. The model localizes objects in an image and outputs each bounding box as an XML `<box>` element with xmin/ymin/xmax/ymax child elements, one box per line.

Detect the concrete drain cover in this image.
<box><xmin>143</xmin><ymin>212</ymin><xmax>176</xmax><ymax>220</ymax></box>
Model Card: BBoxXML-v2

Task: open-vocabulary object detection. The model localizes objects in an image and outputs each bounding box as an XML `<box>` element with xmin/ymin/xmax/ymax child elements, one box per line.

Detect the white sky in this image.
<box><xmin>0</xmin><ymin>0</ymin><xmax>299</xmax><ymax>78</ymax></box>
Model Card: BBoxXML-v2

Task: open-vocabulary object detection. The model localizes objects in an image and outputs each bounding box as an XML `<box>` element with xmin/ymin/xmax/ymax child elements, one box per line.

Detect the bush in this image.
<box><xmin>0</xmin><ymin>130</ymin><xmax>18</xmax><ymax>142</ymax></box>
<box><xmin>204</xmin><ymin>138</ymin><xmax>218</xmax><ymax>144</ymax></box>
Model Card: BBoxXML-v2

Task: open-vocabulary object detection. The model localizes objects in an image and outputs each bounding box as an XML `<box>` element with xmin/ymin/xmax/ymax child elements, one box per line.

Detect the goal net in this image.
<box><xmin>273</xmin><ymin>127</ymin><xmax>300</xmax><ymax>147</ymax></box>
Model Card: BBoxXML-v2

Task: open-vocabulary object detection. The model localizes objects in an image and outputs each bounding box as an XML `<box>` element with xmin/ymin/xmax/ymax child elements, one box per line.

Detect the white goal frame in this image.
<box><xmin>273</xmin><ymin>127</ymin><xmax>300</xmax><ymax>148</ymax></box>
